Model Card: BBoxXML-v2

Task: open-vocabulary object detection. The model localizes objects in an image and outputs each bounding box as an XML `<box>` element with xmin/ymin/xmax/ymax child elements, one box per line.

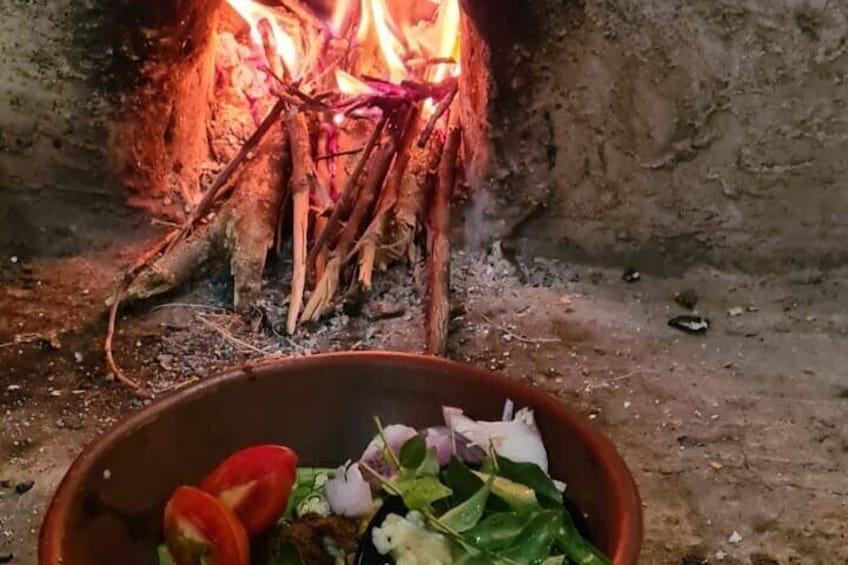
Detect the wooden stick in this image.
<box><xmin>286</xmin><ymin>109</ymin><xmax>315</xmax><ymax>334</ymax></box>
<box><xmin>102</xmin><ymin>229</ymin><xmax>180</xmax><ymax>396</ymax></box>
<box><xmin>306</xmin><ymin>116</ymin><xmax>387</xmax><ymax>272</ymax></box>
<box><xmin>302</xmin><ymin>113</ymin><xmax>401</xmax><ymax>322</ymax></box>
<box><xmin>425</xmin><ymin>114</ymin><xmax>462</xmax><ymax>356</ymax></box>
<box><xmin>167</xmin><ymin>97</ymin><xmax>288</xmax><ymax>253</ymax></box>
<box><xmin>418</xmin><ymin>82</ymin><xmax>459</xmax><ymax>148</ymax></box>
<box><xmin>104</xmin><ymin>287</ymin><xmax>146</xmax><ymax>395</ymax></box>
<box><xmin>393</xmin><ymin>128</ymin><xmax>445</xmax><ymax>265</ymax></box>
<box><xmin>357</xmin><ymin>105</ymin><xmax>421</xmax><ymax>289</ymax></box>
<box><xmin>315</xmin><ymin>147</ymin><xmax>364</xmax><ymax>161</ymax></box>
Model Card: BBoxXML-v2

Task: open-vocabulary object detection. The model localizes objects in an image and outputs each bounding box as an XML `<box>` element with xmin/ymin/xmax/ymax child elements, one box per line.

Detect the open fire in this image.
<box><xmin>107</xmin><ymin>0</ymin><xmax>472</xmax><ymax>392</ymax></box>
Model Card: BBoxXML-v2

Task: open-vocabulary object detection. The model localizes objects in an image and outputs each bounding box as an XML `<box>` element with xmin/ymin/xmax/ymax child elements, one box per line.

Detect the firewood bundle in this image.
<box><xmin>107</xmin><ymin>0</ymin><xmax>464</xmax><ymax>392</ymax></box>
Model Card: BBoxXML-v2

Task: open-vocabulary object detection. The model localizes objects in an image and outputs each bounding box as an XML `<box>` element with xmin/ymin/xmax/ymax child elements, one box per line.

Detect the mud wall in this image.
<box><xmin>478</xmin><ymin>0</ymin><xmax>848</xmax><ymax>273</ymax></box>
<box><xmin>1</xmin><ymin>0</ymin><xmax>846</xmax><ymax>272</ymax></box>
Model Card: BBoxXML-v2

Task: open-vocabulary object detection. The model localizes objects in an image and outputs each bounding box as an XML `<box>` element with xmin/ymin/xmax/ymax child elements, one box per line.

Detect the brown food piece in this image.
<box><xmin>267</xmin><ymin>514</ymin><xmax>359</xmax><ymax>565</ymax></box>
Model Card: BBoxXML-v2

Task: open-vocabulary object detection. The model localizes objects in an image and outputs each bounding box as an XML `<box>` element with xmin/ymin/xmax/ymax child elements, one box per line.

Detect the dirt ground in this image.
<box><xmin>1</xmin><ymin>242</ymin><xmax>846</xmax><ymax>564</ymax></box>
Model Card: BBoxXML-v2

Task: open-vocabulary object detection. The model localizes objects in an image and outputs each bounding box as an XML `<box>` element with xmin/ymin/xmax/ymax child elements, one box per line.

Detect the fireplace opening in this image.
<box><xmin>95</xmin><ymin>0</ymin><xmax>502</xmax><ymax>381</ymax></box>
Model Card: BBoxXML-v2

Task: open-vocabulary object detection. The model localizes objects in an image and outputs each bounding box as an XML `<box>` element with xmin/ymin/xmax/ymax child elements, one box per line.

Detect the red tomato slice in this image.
<box><xmin>163</xmin><ymin>486</ymin><xmax>249</xmax><ymax>565</ymax></box>
<box><xmin>200</xmin><ymin>444</ymin><xmax>298</xmax><ymax>536</ymax></box>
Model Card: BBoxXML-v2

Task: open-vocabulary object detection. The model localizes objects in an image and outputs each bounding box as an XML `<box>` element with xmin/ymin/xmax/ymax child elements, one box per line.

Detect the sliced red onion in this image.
<box><xmin>359</xmin><ymin>424</ymin><xmax>418</xmax><ymax>477</ymax></box>
<box><xmin>423</xmin><ymin>427</ymin><xmax>452</xmax><ymax>466</ymax></box>
<box><xmin>443</xmin><ymin>404</ymin><xmax>550</xmax><ymax>473</ymax></box>
<box><xmin>324</xmin><ymin>461</ymin><xmax>374</xmax><ymax>518</ymax></box>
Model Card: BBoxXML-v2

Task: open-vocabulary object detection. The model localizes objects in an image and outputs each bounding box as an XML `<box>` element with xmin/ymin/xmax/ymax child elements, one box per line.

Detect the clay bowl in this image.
<box><xmin>40</xmin><ymin>352</ymin><xmax>642</xmax><ymax>564</ymax></box>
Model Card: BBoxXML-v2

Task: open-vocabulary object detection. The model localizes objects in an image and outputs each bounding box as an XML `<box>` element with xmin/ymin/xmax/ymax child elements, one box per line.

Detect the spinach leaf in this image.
<box><xmin>495</xmin><ymin>456</ymin><xmax>562</xmax><ymax>509</ymax></box>
<box><xmin>499</xmin><ymin>510</ymin><xmax>561</xmax><ymax>564</ymax></box>
<box><xmin>555</xmin><ymin>517</ymin><xmax>612</xmax><ymax>565</ymax></box>
<box><xmin>399</xmin><ymin>434</ymin><xmax>427</xmax><ymax>469</ymax></box>
<box><xmin>464</xmin><ymin>512</ymin><xmax>525</xmax><ymax>551</ymax></box>
<box><xmin>441</xmin><ymin>457</ymin><xmax>484</xmax><ymax>503</ymax></box>
<box><xmin>440</xmin><ymin>477</ymin><xmax>492</xmax><ymax>532</ymax></box>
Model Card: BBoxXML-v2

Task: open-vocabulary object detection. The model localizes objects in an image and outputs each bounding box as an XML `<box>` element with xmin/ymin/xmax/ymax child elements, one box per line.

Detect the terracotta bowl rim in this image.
<box><xmin>38</xmin><ymin>351</ymin><xmax>643</xmax><ymax>564</ymax></box>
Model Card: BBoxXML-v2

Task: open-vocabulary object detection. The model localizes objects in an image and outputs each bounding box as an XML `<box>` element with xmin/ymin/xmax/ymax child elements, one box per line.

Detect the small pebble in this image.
<box><xmin>6</xmin><ymin>385</ymin><xmax>20</xmax><ymax>392</ymax></box>
<box><xmin>674</xmin><ymin>288</ymin><xmax>699</xmax><ymax>310</ymax></box>
<box><xmin>9</xmin><ymin>256</ymin><xmax>18</xmax><ymax>264</ymax></box>
<box><xmin>727</xmin><ymin>307</ymin><xmax>744</xmax><ymax>317</ymax></box>
<box><xmin>102</xmin><ymin>469</ymin><xmax>112</xmax><ymax>480</ymax></box>
<box><xmin>74</xmin><ymin>352</ymin><xmax>84</xmax><ymax>363</ymax></box>
<box><xmin>623</xmin><ymin>401</ymin><xmax>632</xmax><ymax>409</ymax></box>
<box><xmin>728</xmin><ymin>530</ymin><xmax>742</xmax><ymax>544</ymax></box>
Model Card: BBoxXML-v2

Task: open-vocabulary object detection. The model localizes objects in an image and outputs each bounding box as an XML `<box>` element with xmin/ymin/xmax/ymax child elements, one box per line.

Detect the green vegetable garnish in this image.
<box><xmin>399</xmin><ymin>433</ymin><xmax>427</xmax><ymax>469</ymax></box>
<box><xmin>439</xmin><ymin>476</ymin><xmax>492</xmax><ymax>532</ymax></box>
<box><xmin>464</xmin><ymin>512</ymin><xmax>525</xmax><ymax>551</ymax></box>
<box><xmin>493</xmin><ymin>455</ymin><xmax>563</xmax><ymax>509</ymax></box>
<box><xmin>472</xmin><ymin>471</ymin><xmax>541</xmax><ymax>515</ymax></box>
<box><xmin>156</xmin><ymin>544</ymin><xmax>175</xmax><ymax>565</ymax></box>
<box><xmin>499</xmin><ymin>510</ymin><xmax>561</xmax><ymax>564</ymax></box>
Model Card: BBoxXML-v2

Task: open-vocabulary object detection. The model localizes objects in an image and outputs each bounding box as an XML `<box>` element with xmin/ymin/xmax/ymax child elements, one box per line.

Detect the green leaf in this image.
<box><xmin>399</xmin><ymin>434</ymin><xmax>427</xmax><ymax>469</ymax></box>
<box><xmin>472</xmin><ymin>471</ymin><xmax>542</xmax><ymax>515</ymax></box>
<box><xmin>554</xmin><ymin>518</ymin><xmax>612</xmax><ymax>565</ymax></box>
<box><xmin>464</xmin><ymin>512</ymin><xmax>525</xmax><ymax>551</ymax></box>
<box><xmin>156</xmin><ymin>544</ymin><xmax>175</xmax><ymax>565</ymax></box>
<box><xmin>394</xmin><ymin>475</ymin><xmax>453</xmax><ymax>510</ymax></box>
<box><xmin>417</xmin><ymin>447</ymin><xmax>441</xmax><ymax>476</ymax></box>
<box><xmin>442</xmin><ymin>458</ymin><xmax>484</xmax><ymax>503</ymax></box>
<box><xmin>440</xmin><ymin>477</ymin><xmax>493</xmax><ymax>532</ymax></box>
<box><xmin>499</xmin><ymin>510</ymin><xmax>561</xmax><ymax>564</ymax></box>
<box><xmin>495</xmin><ymin>456</ymin><xmax>562</xmax><ymax>509</ymax></box>
<box><xmin>267</xmin><ymin>541</ymin><xmax>305</xmax><ymax>565</ymax></box>
<box><xmin>539</xmin><ymin>557</ymin><xmax>565</xmax><ymax>565</ymax></box>
<box><xmin>454</xmin><ymin>552</ymin><xmax>498</xmax><ymax>565</ymax></box>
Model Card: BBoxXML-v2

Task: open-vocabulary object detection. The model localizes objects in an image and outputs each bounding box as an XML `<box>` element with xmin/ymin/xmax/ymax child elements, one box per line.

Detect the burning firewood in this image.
<box><xmin>356</xmin><ymin>105</ymin><xmax>421</xmax><ymax>290</ymax></box>
<box><xmin>391</xmin><ymin>126</ymin><xmax>445</xmax><ymax>265</ymax></box>
<box><xmin>125</xmin><ymin>119</ymin><xmax>290</xmax><ymax>312</ymax></box>
<box><xmin>301</xmin><ymin>107</ymin><xmax>407</xmax><ymax>322</ymax></box>
<box><xmin>104</xmin><ymin>0</ymin><xmax>469</xmax><ymax>389</ymax></box>
<box><xmin>425</xmin><ymin>112</ymin><xmax>462</xmax><ymax>356</ymax></box>
<box><xmin>306</xmin><ymin>116</ymin><xmax>387</xmax><ymax>274</ymax></box>
<box><xmin>285</xmin><ymin>109</ymin><xmax>317</xmax><ymax>334</ymax></box>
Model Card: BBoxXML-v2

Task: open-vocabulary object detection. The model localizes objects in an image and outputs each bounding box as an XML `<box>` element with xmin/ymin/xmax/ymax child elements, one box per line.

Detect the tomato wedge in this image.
<box><xmin>163</xmin><ymin>486</ymin><xmax>249</xmax><ymax>565</ymax></box>
<box><xmin>200</xmin><ymin>444</ymin><xmax>298</xmax><ymax>535</ymax></box>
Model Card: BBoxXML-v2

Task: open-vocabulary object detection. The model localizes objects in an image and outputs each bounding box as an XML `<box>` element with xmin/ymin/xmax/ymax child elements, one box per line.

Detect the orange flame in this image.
<box><xmin>330</xmin><ymin>0</ymin><xmax>355</xmax><ymax>36</ymax></box>
<box><xmin>369</xmin><ymin>0</ymin><xmax>407</xmax><ymax>82</ymax></box>
<box><xmin>225</xmin><ymin>0</ymin><xmax>300</xmax><ymax>77</ymax></box>
<box><xmin>429</xmin><ymin>0</ymin><xmax>461</xmax><ymax>83</ymax></box>
<box><xmin>335</xmin><ymin>69</ymin><xmax>376</xmax><ymax>96</ymax></box>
